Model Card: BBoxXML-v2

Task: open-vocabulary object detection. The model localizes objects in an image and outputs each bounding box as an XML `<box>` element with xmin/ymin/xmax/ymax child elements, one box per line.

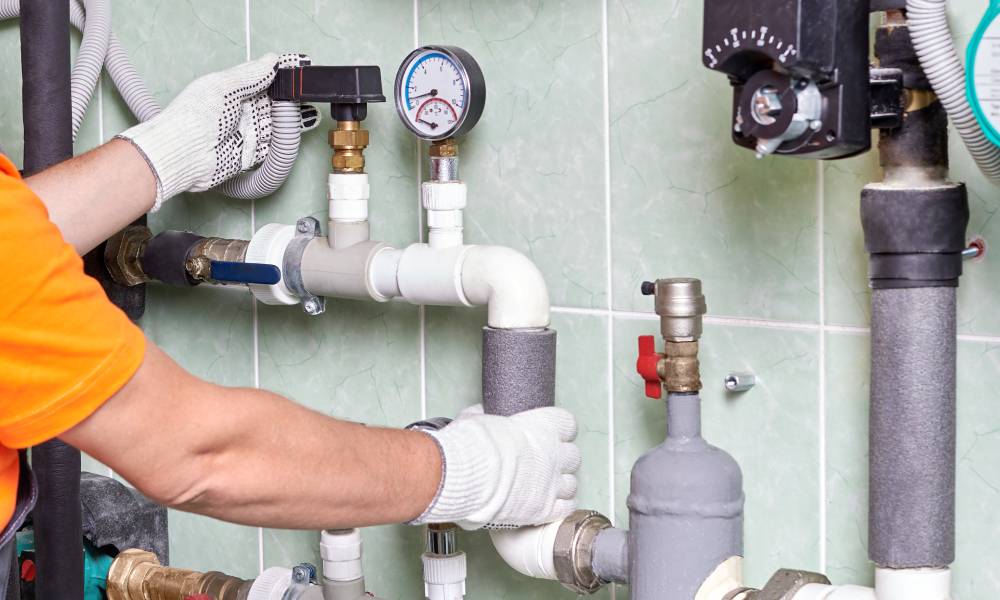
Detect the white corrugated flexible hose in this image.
<box><xmin>906</xmin><ymin>0</ymin><xmax>1000</xmax><ymax>183</ymax></box>
<box><xmin>0</xmin><ymin>0</ymin><xmax>306</xmax><ymax>199</ymax></box>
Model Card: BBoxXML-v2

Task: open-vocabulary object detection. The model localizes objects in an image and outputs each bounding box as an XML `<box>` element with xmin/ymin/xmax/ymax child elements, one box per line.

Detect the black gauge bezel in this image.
<box><xmin>394</xmin><ymin>45</ymin><xmax>486</xmax><ymax>141</ymax></box>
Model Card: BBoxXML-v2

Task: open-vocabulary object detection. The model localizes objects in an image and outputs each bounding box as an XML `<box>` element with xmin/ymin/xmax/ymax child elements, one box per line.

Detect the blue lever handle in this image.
<box><xmin>210</xmin><ymin>261</ymin><xmax>281</xmax><ymax>285</ymax></box>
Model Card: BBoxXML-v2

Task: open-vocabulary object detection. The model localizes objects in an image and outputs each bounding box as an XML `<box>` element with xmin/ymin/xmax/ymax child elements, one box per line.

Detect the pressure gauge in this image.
<box><xmin>394</xmin><ymin>45</ymin><xmax>486</xmax><ymax>141</ymax></box>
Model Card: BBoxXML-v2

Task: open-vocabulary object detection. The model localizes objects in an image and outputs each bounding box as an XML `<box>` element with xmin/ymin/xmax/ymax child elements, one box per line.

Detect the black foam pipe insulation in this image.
<box><xmin>20</xmin><ymin>0</ymin><xmax>86</xmax><ymax>598</ymax></box>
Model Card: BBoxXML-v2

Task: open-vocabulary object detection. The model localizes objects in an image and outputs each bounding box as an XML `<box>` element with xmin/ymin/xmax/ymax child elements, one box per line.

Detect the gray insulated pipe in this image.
<box><xmin>20</xmin><ymin>1</ymin><xmax>86</xmax><ymax>599</ymax></box>
<box><xmin>481</xmin><ymin>328</ymin><xmax>557</xmax><ymax>416</ymax></box>
<box><xmin>869</xmin><ymin>288</ymin><xmax>956</xmax><ymax>567</ymax></box>
<box><xmin>863</xmin><ymin>21</ymin><xmax>969</xmax><ymax>570</ymax></box>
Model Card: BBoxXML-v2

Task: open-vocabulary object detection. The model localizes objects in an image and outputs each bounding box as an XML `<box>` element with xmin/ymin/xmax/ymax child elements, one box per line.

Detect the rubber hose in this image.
<box><xmin>68</xmin><ymin>0</ymin><xmax>110</xmax><ymax>137</ymax></box>
<box><xmin>907</xmin><ymin>0</ymin><xmax>1000</xmax><ymax>183</ymax></box>
<box><xmin>67</xmin><ymin>0</ymin><xmax>160</xmax><ymax>123</ymax></box>
<box><xmin>216</xmin><ymin>99</ymin><xmax>301</xmax><ymax>199</ymax></box>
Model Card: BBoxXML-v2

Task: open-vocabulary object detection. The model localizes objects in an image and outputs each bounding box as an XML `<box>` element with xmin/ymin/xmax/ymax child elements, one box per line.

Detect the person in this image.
<box><xmin>0</xmin><ymin>53</ymin><xmax>581</xmax><ymax>582</ymax></box>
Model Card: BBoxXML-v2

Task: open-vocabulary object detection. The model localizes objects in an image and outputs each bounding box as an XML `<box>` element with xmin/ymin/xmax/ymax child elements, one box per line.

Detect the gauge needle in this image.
<box><xmin>417</xmin><ymin>118</ymin><xmax>439</xmax><ymax>129</ymax></box>
<box><xmin>410</xmin><ymin>89</ymin><xmax>439</xmax><ymax>101</ymax></box>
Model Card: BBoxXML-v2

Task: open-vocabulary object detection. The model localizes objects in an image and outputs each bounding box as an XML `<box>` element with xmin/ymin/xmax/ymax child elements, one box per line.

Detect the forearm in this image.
<box><xmin>171</xmin><ymin>387</ymin><xmax>442</xmax><ymax>528</ymax></box>
<box><xmin>63</xmin><ymin>344</ymin><xmax>441</xmax><ymax>529</ymax></box>
<box><xmin>26</xmin><ymin>139</ymin><xmax>156</xmax><ymax>255</ymax></box>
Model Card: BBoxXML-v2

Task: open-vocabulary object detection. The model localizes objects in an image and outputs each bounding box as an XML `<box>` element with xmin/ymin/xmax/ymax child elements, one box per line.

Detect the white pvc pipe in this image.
<box><xmin>370</xmin><ymin>243</ymin><xmax>551</xmax><ymax>329</ymax></box>
<box><xmin>487</xmin><ymin>522</ymin><xmax>560</xmax><ymax>581</ymax></box>
<box><xmin>320</xmin><ymin>529</ymin><xmax>363</xmax><ymax>583</ymax></box>
<box><xmin>874</xmin><ymin>567</ymin><xmax>951</xmax><ymax>600</ymax></box>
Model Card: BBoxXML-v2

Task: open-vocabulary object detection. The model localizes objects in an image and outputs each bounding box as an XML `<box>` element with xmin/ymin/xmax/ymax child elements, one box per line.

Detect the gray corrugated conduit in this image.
<box><xmin>907</xmin><ymin>0</ymin><xmax>1000</xmax><ymax>183</ymax></box>
<box><xmin>0</xmin><ymin>0</ymin><xmax>302</xmax><ymax>200</ymax></box>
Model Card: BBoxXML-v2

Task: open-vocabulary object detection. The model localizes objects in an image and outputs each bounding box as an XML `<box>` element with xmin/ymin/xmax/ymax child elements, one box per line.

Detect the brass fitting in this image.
<box><xmin>185</xmin><ymin>237</ymin><xmax>249</xmax><ymax>283</ymax></box>
<box><xmin>429</xmin><ymin>138</ymin><xmax>458</xmax><ymax>158</ymax></box>
<box><xmin>329</xmin><ymin>120</ymin><xmax>370</xmax><ymax>173</ymax></box>
<box><xmin>104</xmin><ymin>226</ymin><xmax>153</xmax><ymax>287</ymax></box>
<box><xmin>107</xmin><ymin>549</ymin><xmax>252</xmax><ymax>600</ymax></box>
<box><xmin>663</xmin><ymin>341</ymin><xmax>701</xmax><ymax>393</ymax></box>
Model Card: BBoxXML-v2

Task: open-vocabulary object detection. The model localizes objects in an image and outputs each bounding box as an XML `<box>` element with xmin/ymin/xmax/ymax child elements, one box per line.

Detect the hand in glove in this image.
<box><xmin>413</xmin><ymin>405</ymin><xmax>581</xmax><ymax>530</ymax></box>
<box><xmin>116</xmin><ymin>53</ymin><xmax>310</xmax><ymax>210</ymax></box>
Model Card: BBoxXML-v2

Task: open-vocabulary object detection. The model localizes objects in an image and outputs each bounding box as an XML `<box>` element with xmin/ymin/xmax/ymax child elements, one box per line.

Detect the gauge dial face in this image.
<box><xmin>395</xmin><ymin>46</ymin><xmax>485</xmax><ymax>141</ymax></box>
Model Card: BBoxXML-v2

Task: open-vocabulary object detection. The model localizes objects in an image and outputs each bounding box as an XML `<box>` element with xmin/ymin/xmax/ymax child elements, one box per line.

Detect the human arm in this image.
<box><xmin>61</xmin><ymin>344</ymin><xmax>442</xmax><ymax>528</ymax></box>
<box><xmin>60</xmin><ymin>344</ymin><xmax>580</xmax><ymax>530</ymax></box>
<box><xmin>26</xmin><ymin>53</ymin><xmax>299</xmax><ymax>255</ymax></box>
<box><xmin>26</xmin><ymin>139</ymin><xmax>155</xmax><ymax>255</ymax></box>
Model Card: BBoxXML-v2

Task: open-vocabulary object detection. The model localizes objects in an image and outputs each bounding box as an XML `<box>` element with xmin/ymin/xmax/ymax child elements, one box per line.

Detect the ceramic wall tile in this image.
<box><xmin>608</xmin><ymin>0</ymin><xmax>820</xmax><ymax>323</ymax></box>
<box><xmin>423</xmin><ymin>307</ymin><xmax>612</xmax><ymax>599</ymax></box>
<box><xmin>825</xmin><ymin>332</ymin><xmax>1000</xmax><ymax>596</ymax></box>
<box><xmin>419</xmin><ymin>0</ymin><xmax>608</xmax><ymax>309</ymax></box>
<box><xmin>613</xmin><ymin>316</ymin><xmax>821</xmax><ymax>588</ymax></box>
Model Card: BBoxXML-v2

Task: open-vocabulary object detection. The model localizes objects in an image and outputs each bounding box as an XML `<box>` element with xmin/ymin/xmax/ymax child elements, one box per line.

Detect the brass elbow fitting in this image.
<box><xmin>329</xmin><ymin>120</ymin><xmax>370</xmax><ymax>173</ymax></box>
<box><xmin>107</xmin><ymin>549</ymin><xmax>252</xmax><ymax>600</ymax></box>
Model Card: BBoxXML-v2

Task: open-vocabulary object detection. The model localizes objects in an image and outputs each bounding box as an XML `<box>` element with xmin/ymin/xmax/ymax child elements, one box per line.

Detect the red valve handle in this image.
<box><xmin>636</xmin><ymin>335</ymin><xmax>663</xmax><ymax>400</ymax></box>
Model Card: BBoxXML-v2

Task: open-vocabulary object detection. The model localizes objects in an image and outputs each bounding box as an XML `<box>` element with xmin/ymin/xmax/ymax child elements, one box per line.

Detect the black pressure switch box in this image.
<box><xmin>702</xmin><ymin>0</ymin><xmax>871</xmax><ymax>159</ymax></box>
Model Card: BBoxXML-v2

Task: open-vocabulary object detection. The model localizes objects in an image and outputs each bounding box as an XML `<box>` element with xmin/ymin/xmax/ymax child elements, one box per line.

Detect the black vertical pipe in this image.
<box><xmin>863</xmin><ymin>21</ymin><xmax>967</xmax><ymax>570</ymax></box>
<box><xmin>20</xmin><ymin>1</ymin><xmax>86</xmax><ymax>598</ymax></box>
<box><xmin>20</xmin><ymin>0</ymin><xmax>73</xmax><ymax>175</ymax></box>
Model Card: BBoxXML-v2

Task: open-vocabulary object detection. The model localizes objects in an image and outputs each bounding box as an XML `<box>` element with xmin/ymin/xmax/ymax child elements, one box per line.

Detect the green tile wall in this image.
<box><xmin>2</xmin><ymin>0</ymin><xmax>1000</xmax><ymax>597</ymax></box>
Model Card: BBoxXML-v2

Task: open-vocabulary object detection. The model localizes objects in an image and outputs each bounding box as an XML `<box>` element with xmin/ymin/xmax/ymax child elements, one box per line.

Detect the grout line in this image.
<box><xmin>245</xmin><ymin>0</ymin><xmax>265</xmax><ymax>576</ymax></box>
<box><xmin>817</xmin><ymin>161</ymin><xmax>827</xmax><ymax>573</ymax></box>
<box><xmin>600</xmin><ymin>0</ymin><xmax>616</xmax><ymax>530</ymax></box>
<box><xmin>414</xmin><ymin>0</ymin><xmax>427</xmax><ymax>420</ymax></box>
<box><xmin>554</xmin><ymin>304</ymin><xmax>1000</xmax><ymax>340</ymax></box>
<box><xmin>957</xmin><ymin>332</ymin><xmax>1000</xmax><ymax>344</ymax></box>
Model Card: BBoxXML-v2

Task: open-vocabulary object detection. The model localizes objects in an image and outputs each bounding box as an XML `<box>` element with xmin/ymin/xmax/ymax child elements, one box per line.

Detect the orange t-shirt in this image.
<box><xmin>0</xmin><ymin>154</ymin><xmax>146</xmax><ymax>532</ymax></box>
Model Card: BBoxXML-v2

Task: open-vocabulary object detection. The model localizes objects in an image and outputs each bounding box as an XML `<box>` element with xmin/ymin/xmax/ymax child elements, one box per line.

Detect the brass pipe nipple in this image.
<box><xmin>329</xmin><ymin>120</ymin><xmax>370</xmax><ymax>173</ymax></box>
<box><xmin>429</xmin><ymin>138</ymin><xmax>458</xmax><ymax>158</ymax></box>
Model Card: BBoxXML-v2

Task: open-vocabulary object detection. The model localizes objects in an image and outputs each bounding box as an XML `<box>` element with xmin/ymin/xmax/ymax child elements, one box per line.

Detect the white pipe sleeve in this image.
<box><xmin>488</xmin><ymin>523</ymin><xmax>560</xmax><ymax>581</ymax></box>
<box><xmin>461</xmin><ymin>245</ymin><xmax>550</xmax><ymax>329</ymax></box>
<box><xmin>396</xmin><ymin>244</ymin><xmax>472</xmax><ymax>307</ymax></box>
<box><xmin>907</xmin><ymin>0</ymin><xmax>1000</xmax><ymax>183</ymax></box>
<box><xmin>874</xmin><ymin>567</ymin><xmax>951</xmax><ymax>600</ymax></box>
<box><xmin>320</xmin><ymin>529</ymin><xmax>364</xmax><ymax>583</ymax></box>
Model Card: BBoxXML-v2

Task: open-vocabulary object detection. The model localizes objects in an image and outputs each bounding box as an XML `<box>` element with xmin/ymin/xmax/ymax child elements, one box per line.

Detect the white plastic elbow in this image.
<box><xmin>391</xmin><ymin>244</ymin><xmax>550</xmax><ymax>329</ymax></box>
<box><xmin>488</xmin><ymin>522</ymin><xmax>561</xmax><ymax>581</ymax></box>
<box><xmin>461</xmin><ymin>245</ymin><xmax>550</xmax><ymax>329</ymax></box>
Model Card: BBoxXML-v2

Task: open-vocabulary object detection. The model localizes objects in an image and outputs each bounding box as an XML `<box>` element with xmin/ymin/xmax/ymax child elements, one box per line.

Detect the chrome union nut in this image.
<box><xmin>553</xmin><ymin>510</ymin><xmax>612</xmax><ymax>595</ymax></box>
<box><xmin>755</xmin><ymin>569</ymin><xmax>831</xmax><ymax>600</ymax></box>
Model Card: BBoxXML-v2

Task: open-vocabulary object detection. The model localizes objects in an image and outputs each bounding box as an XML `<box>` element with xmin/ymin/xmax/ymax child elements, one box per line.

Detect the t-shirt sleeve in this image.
<box><xmin>0</xmin><ymin>155</ymin><xmax>146</xmax><ymax>449</ymax></box>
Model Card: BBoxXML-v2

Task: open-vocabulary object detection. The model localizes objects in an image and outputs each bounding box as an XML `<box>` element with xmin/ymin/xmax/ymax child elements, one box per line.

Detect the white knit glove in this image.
<box><xmin>414</xmin><ymin>405</ymin><xmax>582</xmax><ymax>530</ymax></box>
<box><xmin>116</xmin><ymin>53</ymin><xmax>308</xmax><ymax>211</ymax></box>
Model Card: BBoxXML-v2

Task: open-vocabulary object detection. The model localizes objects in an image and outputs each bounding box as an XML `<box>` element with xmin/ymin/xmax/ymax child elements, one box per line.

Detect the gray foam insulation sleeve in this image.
<box><xmin>869</xmin><ymin>286</ymin><xmax>956</xmax><ymax>568</ymax></box>
<box><xmin>482</xmin><ymin>327</ymin><xmax>557</xmax><ymax>416</ymax></box>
